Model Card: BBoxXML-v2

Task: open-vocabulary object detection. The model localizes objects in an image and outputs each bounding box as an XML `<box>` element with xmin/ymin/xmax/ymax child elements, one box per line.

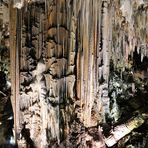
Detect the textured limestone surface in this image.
<box><xmin>0</xmin><ymin>0</ymin><xmax>147</xmax><ymax>147</ymax></box>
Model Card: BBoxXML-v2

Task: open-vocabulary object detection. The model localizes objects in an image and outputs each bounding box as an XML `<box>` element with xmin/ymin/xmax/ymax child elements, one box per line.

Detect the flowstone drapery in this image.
<box><xmin>0</xmin><ymin>0</ymin><xmax>146</xmax><ymax>147</ymax></box>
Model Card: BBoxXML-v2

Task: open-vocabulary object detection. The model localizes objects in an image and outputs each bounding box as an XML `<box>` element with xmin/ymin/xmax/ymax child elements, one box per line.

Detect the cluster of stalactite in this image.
<box><xmin>111</xmin><ymin>0</ymin><xmax>148</xmax><ymax>70</ymax></box>
<box><xmin>5</xmin><ymin>0</ymin><xmax>147</xmax><ymax>147</ymax></box>
<box><xmin>10</xmin><ymin>0</ymin><xmax>113</xmax><ymax>147</ymax></box>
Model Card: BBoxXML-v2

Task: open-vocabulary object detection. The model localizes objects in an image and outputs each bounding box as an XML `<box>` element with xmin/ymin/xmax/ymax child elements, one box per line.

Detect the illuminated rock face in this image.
<box><xmin>13</xmin><ymin>0</ymin><xmax>24</xmax><ymax>9</ymax></box>
<box><xmin>5</xmin><ymin>0</ymin><xmax>147</xmax><ymax>147</ymax></box>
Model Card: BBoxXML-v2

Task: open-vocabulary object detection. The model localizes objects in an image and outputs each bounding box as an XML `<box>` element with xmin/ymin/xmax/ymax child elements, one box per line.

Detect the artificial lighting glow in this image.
<box><xmin>7</xmin><ymin>116</ymin><xmax>13</xmax><ymax>120</ymax></box>
<box><xmin>9</xmin><ymin>136</ymin><xmax>15</xmax><ymax>145</ymax></box>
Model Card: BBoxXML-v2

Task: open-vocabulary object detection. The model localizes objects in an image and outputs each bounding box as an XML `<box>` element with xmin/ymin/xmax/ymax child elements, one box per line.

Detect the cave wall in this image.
<box><xmin>6</xmin><ymin>0</ymin><xmax>148</xmax><ymax>147</ymax></box>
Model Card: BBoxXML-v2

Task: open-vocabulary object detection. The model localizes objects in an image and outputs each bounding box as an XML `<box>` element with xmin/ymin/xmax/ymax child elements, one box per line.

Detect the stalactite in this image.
<box><xmin>6</xmin><ymin>0</ymin><xmax>147</xmax><ymax>147</ymax></box>
<box><xmin>111</xmin><ymin>0</ymin><xmax>148</xmax><ymax>70</ymax></box>
<box><xmin>11</xmin><ymin>0</ymin><xmax>116</xmax><ymax>146</ymax></box>
<box><xmin>98</xmin><ymin>1</ymin><xmax>112</xmax><ymax>121</ymax></box>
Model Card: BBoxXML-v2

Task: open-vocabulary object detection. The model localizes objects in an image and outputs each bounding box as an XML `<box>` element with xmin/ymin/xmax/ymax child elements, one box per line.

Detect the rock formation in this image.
<box><xmin>0</xmin><ymin>0</ymin><xmax>147</xmax><ymax>147</ymax></box>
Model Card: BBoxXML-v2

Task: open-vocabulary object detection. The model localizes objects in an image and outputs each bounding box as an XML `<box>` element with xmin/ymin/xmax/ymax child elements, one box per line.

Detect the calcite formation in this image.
<box><xmin>0</xmin><ymin>0</ymin><xmax>147</xmax><ymax>147</ymax></box>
